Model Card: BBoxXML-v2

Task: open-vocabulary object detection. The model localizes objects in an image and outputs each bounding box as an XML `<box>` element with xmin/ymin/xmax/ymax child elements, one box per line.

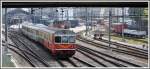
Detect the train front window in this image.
<box><xmin>62</xmin><ymin>36</ymin><xmax>68</xmax><ymax>43</ymax></box>
<box><xmin>55</xmin><ymin>36</ymin><xmax>61</xmax><ymax>43</ymax></box>
<box><xmin>69</xmin><ymin>36</ymin><xmax>75</xmax><ymax>43</ymax></box>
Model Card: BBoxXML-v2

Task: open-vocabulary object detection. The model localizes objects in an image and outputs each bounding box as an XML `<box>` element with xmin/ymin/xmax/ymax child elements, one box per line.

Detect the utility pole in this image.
<box><xmin>4</xmin><ymin>9</ymin><xmax>15</xmax><ymax>66</ymax></box>
<box><xmin>66</xmin><ymin>9</ymin><xmax>71</xmax><ymax>28</ymax></box>
<box><xmin>31</xmin><ymin>8</ymin><xmax>34</xmax><ymax>23</ymax></box>
<box><xmin>5</xmin><ymin>8</ymin><xmax>8</xmax><ymax>53</ymax></box>
<box><xmin>122</xmin><ymin>8</ymin><xmax>125</xmax><ymax>42</ymax></box>
<box><xmin>56</xmin><ymin>9</ymin><xmax>58</xmax><ymax>21</ymax></box>
<box><xmin>67</xmin><ymin>9</ymin><xmax>69</xmax><ymax>21</ymax></box>
<box><xmin>108</xmin><ymin>8</ymin><xmax>112</xmax><ymax>49</ymax></box>
<box><xmin>61</xmin><ymin>8</ymin><xmax>64</xmax><ymax>21</ymax></box>
<box><xmin>41</xmin><ymin>8</ymin><xmax>43</xmax><ymax>23</ymax></box>
<box><xmin>85</xmin><ymin>8</ymin><xmax>88</xmax><ymax>36</ymax></box>
<box><xmin>117</xmin><ymin>8</ymin><xmax>119</xmax><ymax>23</ymax></box>
<box><xmin>18</xmin><ymin>16</ymin><xmax>21</xmax><ymax>31</ymax></box>
<box><xmin>91</xmin><ymin>9</ymin><xmax>93</xmax><ymax>30</ymax></box>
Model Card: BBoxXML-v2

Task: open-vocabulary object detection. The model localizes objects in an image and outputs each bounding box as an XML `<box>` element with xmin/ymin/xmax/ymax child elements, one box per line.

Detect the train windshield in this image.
<box><xmin>62</xmin><ymin>36</ymin><xmax>68</xmax><ymax>43</ymax></box>
<box><xmin>55</xmin><ymin>36</ymin><xmax>61</xmax><ymax>43</ymax></box>
<box><xmin>55</xmin><ymin>36</ymin><xmax>75</xmax><ymax>43</ymax></box>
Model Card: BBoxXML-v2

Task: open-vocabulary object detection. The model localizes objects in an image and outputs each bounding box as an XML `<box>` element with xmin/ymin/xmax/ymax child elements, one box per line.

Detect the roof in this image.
<box><xmin>22</xmin><ymin>23</ymin><xmax>75</xmax><ymax>34</ymax></box>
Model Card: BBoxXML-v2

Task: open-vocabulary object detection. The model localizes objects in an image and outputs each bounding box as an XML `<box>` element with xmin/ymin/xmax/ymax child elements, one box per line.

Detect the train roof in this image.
<box><xmin>35</xmin><ymin>24</ymin><xmax>47</xmax><ymax>28</ymax></box>
<box><xmin>22</xmin><ymin>23</ymin><xmax>75</xmax><ymax>35</ymax></box>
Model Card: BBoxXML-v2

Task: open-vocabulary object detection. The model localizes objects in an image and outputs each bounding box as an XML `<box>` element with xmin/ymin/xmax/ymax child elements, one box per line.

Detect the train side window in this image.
<box><xmin>32</xmin><ymin>29</ymin><xmax>34</xmax><ymax>33</ymax></box>
<box><xmin>30</xmin><ymin>29</ymin><xmax>31</xmax><ymax>33</ymax></box>
<box><xmin>46</xmin><ymin>33</ymin><xmax>48</xmax><ymax>39</ymax></box>
<box><xmin>45</xmin><ymin>33</ymin><xmax>47</xmax><ymax>39</ymax></box>
<box><xmin>40</xmin><ymin>31</ymin><xmax>43</xmax><ymax>38</ymax></box>
<box><xmin>45</xmin><ymin>33</ymin><xmax>46</xmax><ymax>39</ymax></box>
<box><xmin>49</xmin><ymin>34</ymin><xmax>51</xmax><ymax>41</ymax></box>
<box><xmin>38</xmin><ymin>31</ymin><xmax>40</xmax><ymax>36</ymax></box>
<box><xmin>43</xmin><ymin>32</ymin><xmax>45</xmax><ymax>38</ymax></box>
<box><xmin>47</xmin><ymin>34</ymin><xmax>49</xmax><ymax>40</ymax></box>
<box><xmin>22</xmin><ymin>26</ymin><xmax>24</xmax><ymax>29</ymax></box>
<box><xmin>28</xmin><ymin>28</ymin><xmax>30</xmax><ymax>32</ymax></box>
<box><xmin>29</xmin><ymin>28</ymin><xmax>30</xmax><ymax>32</ymax></box>
<box><xmin>39</xmin><ymin>31</ymin><xmax>41</xmax><ymax>37</ymax></box>
<box><xmin>36</xmin><ymin>30</ymin><xmax>38</xmax><ymax>35</ymax></box>
<box><xmin>43</xmin><ymin>33</ymin><xmax>45</xmax><ymax>38</ymax></box>
<box><xmin>27</xmin><ymin>28</ymin><xmax>29</xmax><ymax>32</ymax></box>
<box><xmin>55</xmin><ymin>36</ymin><xmax>61</xmax><ymax>43</ymax></box>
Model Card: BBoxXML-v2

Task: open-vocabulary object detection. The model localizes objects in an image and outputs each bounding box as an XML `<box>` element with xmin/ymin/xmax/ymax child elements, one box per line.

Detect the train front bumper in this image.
<box><xmin>54</xmin><ymin>49</ymin><xmax>76</xmax><ymax>57</ymax></box>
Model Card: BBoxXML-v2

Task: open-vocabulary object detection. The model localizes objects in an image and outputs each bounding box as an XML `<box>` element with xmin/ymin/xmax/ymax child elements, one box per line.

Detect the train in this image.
<box><xmin>52</xmin><ymin>20</ymin><xmax>70</xmax><ymax>29</ymax></box>
<box><xmin>21</xmin><ymin>23</ymin><xmax>77</xmax><ymax>58</ymax></box>
<box><xmin>93</xmin><ymin>30</ymin><xmax>105</xmax><ymax>39</ymax></box>
<box><xmin>11</xmin><ymin>18</ymin><xmax>22</xmax><ymax>25</ymax></box>
<box><xmin>122</xmin><ymin>29</ymin><xmax>146</xmax><ymax>38</ymax></box>
<box><xmin>112</xmin><ymin>23</ymin><xmax>146</xmax><ymax>38</ymax></box>
<box><xmin>51</xmin><ymin>20</ymin><xmax>79</xmax><ymax>29</ymax></box>
<box><xmin>94</xmin><ymin>22</ymin><xmax>146</xmax><ymax>39</ymax></box>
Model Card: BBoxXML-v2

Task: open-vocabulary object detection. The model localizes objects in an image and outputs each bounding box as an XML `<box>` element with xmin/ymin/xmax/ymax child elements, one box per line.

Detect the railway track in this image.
<box><xmin>4</xmin><ymin>30</ymin><xmax>147</xmax><ymax>67</ymax></box>
<box><xmin>3</xmin><ymin>37</ymin><xmax>145</xmax><ymax>67</ymax></box>
<box><xmin>95</xmin><ymin>38</ymin><xmax>148</xmax><ymax>53</ymax></box>
<box><xmin>3</xmin><ymin>43</ymin><xmax>96</xmax><ymax>67</ymax></box>
<box><xmin>77</xmin><ymin>50</ymin><xmax>107</xmax><ymax>67</ymax></box>
<box><xmin>77</xmin><ymin>45</ymin><xmax>142</xmax><ymax>67</ymax></box>
<box><xmin>2</xmin><ymin>43</ymin><xmax>36</xmax><ymax>67</ymax></box>
<box><xmin>77</xmin><ymin>49</ymin><xmax>126</xmax><ymax>67</ymax></box>
<box><xmin>72</xmin><ymin>56</ymin><xmax>96</xmax><ymax>67</ymax></box>
<box><xmin>8</xmin><ymin>33</ymin><xmax>51</xmax><ymax>67</ymax></box>
<box><xmin>77</xmin><ymin>36</ymin><xmax>148</xmax><ymax>59</ymax></box>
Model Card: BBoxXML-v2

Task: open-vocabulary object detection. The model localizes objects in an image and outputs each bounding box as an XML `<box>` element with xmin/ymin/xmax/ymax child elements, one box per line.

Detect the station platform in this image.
<box><xmin>2</xmin><ymin>34</ymin><xmax>16</xmax><ymax>67</ymax></box>
<box><xmin>2</xmin><ymin>47</ymin><xmax>16</xmax><ymax>67</ymax></box>
<box><xmin>2</xmin><ymin>31</ymin><xmax>32</xmax><ymax>67</ymax></box>
<box><xmin>2</xmin><ymin>33</ymin><xmax>16</xmax><ymax>67</ymax></box>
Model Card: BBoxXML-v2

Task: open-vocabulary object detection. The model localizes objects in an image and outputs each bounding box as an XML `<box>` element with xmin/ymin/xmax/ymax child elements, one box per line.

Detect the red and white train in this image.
<box><xmin>21</xmin><ymin>23</ymin><xmax>76</xmax><ymax>58</ymax></box>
